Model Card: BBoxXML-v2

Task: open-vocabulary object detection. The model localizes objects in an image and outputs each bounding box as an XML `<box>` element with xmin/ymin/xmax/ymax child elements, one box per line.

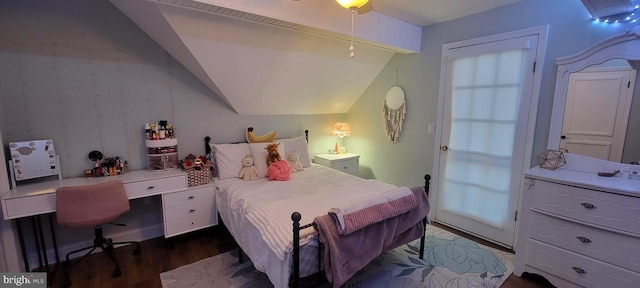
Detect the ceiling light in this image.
<box><xmin>336</xmin><ymin>0</ymin><xmax>369</xmax><ymax>10</ymax></box>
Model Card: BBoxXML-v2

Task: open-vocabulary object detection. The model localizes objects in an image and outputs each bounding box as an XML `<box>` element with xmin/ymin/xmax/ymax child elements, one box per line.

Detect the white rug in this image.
<box><xmin>159</xmin><ymin>225</ymin><xmax>515</xmax><ymax>288</ymax></box>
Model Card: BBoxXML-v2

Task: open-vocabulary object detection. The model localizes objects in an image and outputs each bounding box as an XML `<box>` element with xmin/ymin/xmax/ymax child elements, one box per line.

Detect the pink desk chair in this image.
<box><xmin>56</xmin><ymin>179</ymin><xmax>141</xmax><ymax>287</ymax></box>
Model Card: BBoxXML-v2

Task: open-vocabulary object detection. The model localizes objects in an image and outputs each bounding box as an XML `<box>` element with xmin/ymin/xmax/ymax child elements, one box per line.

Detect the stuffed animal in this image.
<box><xmin>265</xmin><ymin>143</ymin><xmax>282</xmax><ymax>166</ymax></box>
<box><xmin>238</xmin><ymin>154</ymin><xmax>258</xmax><ymax>181</ymax></box>
<box><xmin>287</xmin><ymin>151</ymin><xmax>304</xmax><ymax>172</ymax></box>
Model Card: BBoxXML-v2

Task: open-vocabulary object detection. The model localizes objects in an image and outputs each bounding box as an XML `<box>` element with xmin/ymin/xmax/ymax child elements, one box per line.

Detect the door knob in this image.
<box><xmin>440</xmin><ymin>145</ymin><xmax>449</xmax><ymax>151</ymax></box>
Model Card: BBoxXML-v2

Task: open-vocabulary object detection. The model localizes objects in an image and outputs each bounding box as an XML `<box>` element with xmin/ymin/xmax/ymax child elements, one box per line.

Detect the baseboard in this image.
<box><xmin>26</xmin><ymin>224</ymin><xmax>163</xmax><ymax>270</ymax></box>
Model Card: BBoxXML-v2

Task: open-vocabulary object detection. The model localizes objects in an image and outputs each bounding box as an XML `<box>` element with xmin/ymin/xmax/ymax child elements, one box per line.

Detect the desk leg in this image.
<box><xmin>15</xmin><ymin>218</ymin><xmax>29</xmax><ymax>272</ymax></box>
<box><xmin>35</xmin><ymin>216</ymin><xmax>50</xmax><ymax>273</ymax></box>
<box><xmin>31</xmin><ymin>218</ymin><xmax>44</xmax><ymax>270</ymax></box>
<box><xmin>47</xmin><ymin>214</ymin><xmax>60</xmax><ymax>283</ymax></box>
<box><xmin>48</xmin><ymin>214</ymin><xmax>60</xmax><ymax>264</ymax></box>
<box><xmin>14</xmin><ymin>215</ymin><xmax>60</xmax><ymax>278</ymax></box>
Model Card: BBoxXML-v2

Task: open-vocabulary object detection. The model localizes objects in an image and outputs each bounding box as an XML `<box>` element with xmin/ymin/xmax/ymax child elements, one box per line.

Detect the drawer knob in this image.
<box><xmin>189</xmin><ymin>209</ymin><xmax>196</xmax><ymax>213</ymax></box>
<box><xmin>188</xmin><ymin>196</ymin><xmax>195</xmax><ymax>200</ymax></box>
<box><xmin>147</xmin><ymin>186</ymin><xmax>155</xmax><ymax>190</ymax></box>
<box><xmin>576</xmin><ymin>236</ymin><xmax>592</xmax><ymax>243</ymax></box>
<box><xmin>572</xmin><ymin>267</ymin><xmax>587</xmax><ymax>274</ymax></box>
<box><xmin>580</xmin><ymin>202</ymin><xmax>596</xmax><ymax>209</ymax></box>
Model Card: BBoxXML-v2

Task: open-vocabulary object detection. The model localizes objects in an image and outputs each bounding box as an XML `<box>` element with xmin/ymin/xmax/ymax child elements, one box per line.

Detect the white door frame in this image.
<box><xmin>432</xmin><ymin>25</ymin><xmax>548</xmax><ymax>250</ymax></box>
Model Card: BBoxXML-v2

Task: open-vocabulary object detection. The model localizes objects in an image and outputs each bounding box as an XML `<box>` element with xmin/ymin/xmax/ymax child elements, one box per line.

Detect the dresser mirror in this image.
<box><xmin>548</xmin><ymin>25</ymin><xmax>640</xmax><ymax>163</ymax></box>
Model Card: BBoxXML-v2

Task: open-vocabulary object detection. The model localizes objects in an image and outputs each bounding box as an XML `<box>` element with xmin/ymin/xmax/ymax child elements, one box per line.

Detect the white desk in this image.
<box><xmin>1</xmin><ymin>169</ymin><xmax>217</xmax><ymax>272</ymax></box>
<box><xmin>2</xmin><ymin>170</ymin><xmax>186</xmax><ymax>220</ymax></box>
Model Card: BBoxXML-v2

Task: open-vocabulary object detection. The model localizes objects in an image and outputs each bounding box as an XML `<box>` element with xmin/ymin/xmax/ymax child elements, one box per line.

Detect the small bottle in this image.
<box><xmin>167</xmin><ymin>124</ymin><xmax>174</xmax><ymax>138</ymax></box>
<box><xmin>159</xmin><ymin>125</ymin><xmax>166</xmax><ymax>139</ymax></box>
<box><xmin>144</xmin><ymin>123</ymin><xmax>151</xmax><ymax>139</ymax></box>
<box><xmin>123</xmin><ymin>161</ymin><xmax>130</xmax><ymax>174</ymax></box>
<box><xmin>115</xmin><ymin>157</ymin><xmax>121</xmax><ymax>174</ymax></box>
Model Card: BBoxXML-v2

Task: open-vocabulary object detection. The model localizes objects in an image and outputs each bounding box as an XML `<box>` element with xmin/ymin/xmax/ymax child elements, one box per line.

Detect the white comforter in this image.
<box><xmin>215</xmin><ymin>165</ymin><xmax>398</xmax><ymax>288</ymax></box>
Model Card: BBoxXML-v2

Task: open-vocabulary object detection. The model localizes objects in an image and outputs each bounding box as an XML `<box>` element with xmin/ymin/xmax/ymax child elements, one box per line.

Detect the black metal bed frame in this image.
<box><xmin>290</xmin><ymin>174</ymin><xmax>431</xmax><ymax>288</ymax></box>
<box><xmin>205</xmin><ymin>130</ymin><xmax>431</xmax><ymax>288</ymax></box>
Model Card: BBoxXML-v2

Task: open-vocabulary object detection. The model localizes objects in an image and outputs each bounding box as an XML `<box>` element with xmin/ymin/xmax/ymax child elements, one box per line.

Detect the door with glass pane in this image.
<box><xmin>434</xmin><ymin>32</ymin><xmax>541</xmax><ymax>247</ymax></box>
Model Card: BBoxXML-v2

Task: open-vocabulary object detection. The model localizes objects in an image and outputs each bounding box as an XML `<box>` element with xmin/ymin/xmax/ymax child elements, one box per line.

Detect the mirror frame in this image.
<box><xmin>548</xmin><ymin>25</ymin><xmax>640</xmax><ymax>150</ymax></box>
<box><xmin>385</xmin><ymin>86</ymin><xmax>405</xmax><ymax>110</ymax></box>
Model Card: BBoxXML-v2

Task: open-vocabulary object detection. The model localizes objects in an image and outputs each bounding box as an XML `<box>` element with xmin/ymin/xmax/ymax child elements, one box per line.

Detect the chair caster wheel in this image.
<box><xmin>112</xmin><ymin>267</ymin><xmax>122</xmax><ymax>278</ymax></box>
<box><xmin>133</xmin><ymin>247</ymin><xmax>141</xmax><ymax>255</ymax></box>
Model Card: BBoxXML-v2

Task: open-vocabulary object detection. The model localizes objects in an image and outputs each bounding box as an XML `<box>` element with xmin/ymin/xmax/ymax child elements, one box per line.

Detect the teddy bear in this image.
<box><xmin>265</xmin><ymin>143</ymin><xmax>282</xmax><ymax>166</ymax></box>
<box><xmin>287</xmin><ymin>151</ymin><xmax>304</xmax><ymax>172</ymax></box>
<box><xmin>238</xmin><ymin>154</ymin><xmax>258</xmax><ymax>181</ymax></box>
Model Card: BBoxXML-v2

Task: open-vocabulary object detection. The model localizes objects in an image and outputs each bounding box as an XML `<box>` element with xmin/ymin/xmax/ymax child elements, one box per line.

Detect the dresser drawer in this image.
<box><xmin>529</xmin><ymin>212</ymin><xmax>640</xmax><ymax>272</ymax></box>
<box><xmin>531</xmin><ymin>180</ymin><xmax>640</xmax><ymax>234</ymax></box>
<box><xmin>314</xmin><ymin>154</ymin><xmax>359</xmax><ymax>176</ymax></box>
<box><xmin>125</xmin><ymin>175</ymin><xmax>186</xmax><ymax>199</ymax></box>
<box><xmin>330</xmin><ymin>159</ymin><xmax>358</xmax><ymax>175</ymax></box>
<box><xmin>164</xmin><ymin>212</ymin><xmax>217</xmax><ymax>237</ymax></box>
<box><xmin>164</xmin><ymin>199</ymin><xmax>215</xmax><ymax>222</ymax></box>
<box><xmin>527</xmin><ymin>239</ymin><xmax>640</xmax><ymax>287</ymax></box>
<box><xmin>163</xmin><ymin>185</ymin><xmax>214</xmax><ymax>209</ymax></box>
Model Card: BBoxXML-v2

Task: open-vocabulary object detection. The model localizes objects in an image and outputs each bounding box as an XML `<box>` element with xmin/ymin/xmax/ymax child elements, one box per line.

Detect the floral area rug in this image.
<box><xmin>159</xmin><ymin>225</ymin><xmax>514</xmax><ymax>288</ymax></box>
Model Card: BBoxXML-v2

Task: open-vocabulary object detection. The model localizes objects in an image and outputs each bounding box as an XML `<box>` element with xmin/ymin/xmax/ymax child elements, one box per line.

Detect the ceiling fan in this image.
<box><xmin>292</xmin><ymin>0</ymin><xmax>374</xmax><ymax>14</ymax></box>
<box><xmin>292</xmin><ymin>0</ymin><xmax>374</xmax><ymax>57</ymax></box>
<box><xmin>336</xmin><ymin>0</ymin><xmax>374</xmax><ymax>14</ymax></box>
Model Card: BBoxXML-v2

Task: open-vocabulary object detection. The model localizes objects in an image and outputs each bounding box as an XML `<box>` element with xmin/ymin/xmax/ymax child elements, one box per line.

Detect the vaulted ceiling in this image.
<box><xmin>109</xmin><ymin>0</ymin><xmax>521</xmax><ymax>115</ymax></box>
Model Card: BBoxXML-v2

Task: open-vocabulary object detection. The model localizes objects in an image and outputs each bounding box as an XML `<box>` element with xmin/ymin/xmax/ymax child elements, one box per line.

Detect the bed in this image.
<box><xmin>207</xmin><ymin>131</ymin><xmax>430</xmax><ymax>288</ymax></box>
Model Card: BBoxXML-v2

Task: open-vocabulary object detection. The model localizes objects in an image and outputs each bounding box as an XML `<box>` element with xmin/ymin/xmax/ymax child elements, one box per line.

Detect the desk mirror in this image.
<box><xmin>548</xmin><ymin>25</ymin><xmax>640</xmax><ymax>163</ymax></box>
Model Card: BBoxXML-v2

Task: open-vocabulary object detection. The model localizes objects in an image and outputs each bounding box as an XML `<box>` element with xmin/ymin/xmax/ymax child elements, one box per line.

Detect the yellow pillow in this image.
<box><xmin>246</xmin><ymin>127</ymin><xmax>276</xmax><ymax>143</ymax></box>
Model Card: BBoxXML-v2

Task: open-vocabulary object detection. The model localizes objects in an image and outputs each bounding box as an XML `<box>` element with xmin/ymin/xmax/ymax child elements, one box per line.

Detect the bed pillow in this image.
<box><xmin>278</xmin><ymin>136</ymin><xmax>312</xmax><ymax>168</ymax></box>
<box><xmin>213</xmin><ymin>143</ymin><xmax>251</xmax><ymax>180</ymax></box>
<box><xmin>249</xmin><ymin>142</ymin><xmax>285</xmax><ymax>178</ymax></box>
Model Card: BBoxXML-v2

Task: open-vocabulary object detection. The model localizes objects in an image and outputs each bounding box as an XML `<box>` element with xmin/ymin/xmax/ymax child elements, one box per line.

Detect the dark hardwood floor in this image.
<box><xmin>45</xmin><ymin>223</ymin><xmax>554</xmax><ymax>288</ymax></box>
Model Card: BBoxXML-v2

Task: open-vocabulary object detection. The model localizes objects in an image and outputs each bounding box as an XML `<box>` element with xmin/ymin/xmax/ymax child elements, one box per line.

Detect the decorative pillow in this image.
<box><xmin>249</xmin><ymin>142</ymin><xmax>285</xmax><ymax>178</ymax></box>
<box><xmin>246</xmin><ymin>128</ymin><xmax>277</xmax><ymax>143</ymax></box>
<box><xmin>267</xmin><ymin>160</ymin><xmax>291</xmax><ymax>181</ymax></box>
<box><xmin>278</xmin><ymin>136</ymin><xmax>312</xmax><ymax>168</ymax></box>
<box><xmin>213</xmin><ymin>143</ymin><xmax>251</xmax><ymax>180</ymax></box>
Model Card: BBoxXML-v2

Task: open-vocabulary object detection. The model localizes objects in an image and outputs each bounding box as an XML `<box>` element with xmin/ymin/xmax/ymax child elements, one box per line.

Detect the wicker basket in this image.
<box><xmin>186</xmin><ymin>167</ymin><xmax>211</xmax><ymax>187</ymax></box>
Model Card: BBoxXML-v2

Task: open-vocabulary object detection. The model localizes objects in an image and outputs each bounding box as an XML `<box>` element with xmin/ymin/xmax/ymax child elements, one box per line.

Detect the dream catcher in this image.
<box><xmin>383</xmin><ymin>85</ymin><xmax>406</xmax><ymax>142</ymax></box>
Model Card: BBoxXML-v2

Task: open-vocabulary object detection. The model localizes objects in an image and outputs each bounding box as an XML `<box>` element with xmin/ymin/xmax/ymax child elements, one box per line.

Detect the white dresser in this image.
<box><xmin>515</xmin><ymin>154</ymin><xmax>640</xmax><ymax>287</ymax></box>
<box><xmin>314</xmin><ymin>153</ymin><xmax>360</xmax><ymax>176</ymax></box>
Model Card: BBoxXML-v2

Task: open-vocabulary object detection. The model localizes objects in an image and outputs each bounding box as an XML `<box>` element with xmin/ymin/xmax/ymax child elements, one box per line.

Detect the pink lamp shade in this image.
<box><xmin>333</xmin><ymin>122</ymin><xmax>351</xmax><ymax>138</ymax></box>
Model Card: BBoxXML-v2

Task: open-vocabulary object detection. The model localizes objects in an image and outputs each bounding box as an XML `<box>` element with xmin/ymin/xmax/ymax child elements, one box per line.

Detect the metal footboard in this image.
<box><xmin>289</xmin><ymin>174</ymin><xmax>431</xmax><ymax>288</ymax></box>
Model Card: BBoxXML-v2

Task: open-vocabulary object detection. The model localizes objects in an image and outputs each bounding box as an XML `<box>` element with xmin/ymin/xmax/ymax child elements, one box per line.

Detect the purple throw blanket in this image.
<box><xmin>329</xmin><ymin>187</ymin><xmax>418</xmax><ymax>236</ymax></box>
<box><xmin>313</xmin><ymin>186</ymin><xmax>430</xmax><ymax>288</ymax></box>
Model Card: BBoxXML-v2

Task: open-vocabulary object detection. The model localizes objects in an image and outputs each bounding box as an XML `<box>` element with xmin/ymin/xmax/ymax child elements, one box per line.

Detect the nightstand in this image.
<box><xmin>314</xmin><ymin>153</ymin><xmax>360</xmax><ymax>176</ymax></box>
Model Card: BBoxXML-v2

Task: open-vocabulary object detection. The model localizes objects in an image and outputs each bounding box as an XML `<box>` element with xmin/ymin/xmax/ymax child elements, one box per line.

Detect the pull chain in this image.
<box><xmin>395</xmin><ymin>69</ymin><xmax>398</xmax><ymax>85</ymax></box>
<box><xmin>349</xmin><ymin>8</ymin><xmax>355</xmax><ymax>58</ymax></box>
